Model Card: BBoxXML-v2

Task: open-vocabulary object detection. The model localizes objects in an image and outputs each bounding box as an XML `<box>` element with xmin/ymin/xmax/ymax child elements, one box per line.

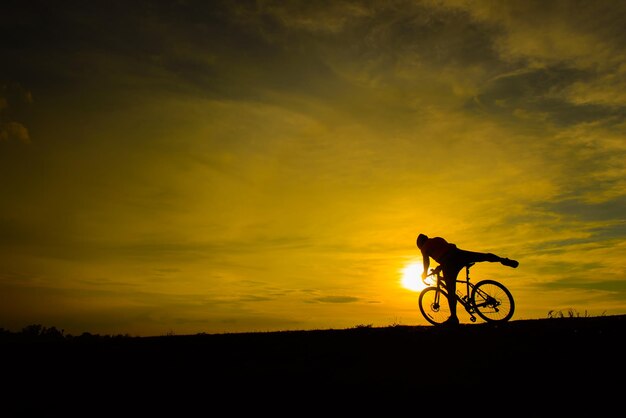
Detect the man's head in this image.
<box><xmin>416</xmin><ymin>234</ymin><xmax>428</xmax><ymax>249</ymax></box>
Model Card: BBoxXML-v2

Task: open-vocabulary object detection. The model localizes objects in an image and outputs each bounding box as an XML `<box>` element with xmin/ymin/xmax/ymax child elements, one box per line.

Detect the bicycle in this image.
<box><xmin>418</xmin><ymin>262</ymin><xmax>515</xmax><ymax>325</ymax></box>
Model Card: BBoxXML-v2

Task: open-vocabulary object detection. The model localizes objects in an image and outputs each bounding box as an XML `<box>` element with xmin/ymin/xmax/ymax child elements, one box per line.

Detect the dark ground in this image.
<box><xmin>4</xmin><ymin>315</ymin><xmax>625</xmax><ymax>414</ymax></box>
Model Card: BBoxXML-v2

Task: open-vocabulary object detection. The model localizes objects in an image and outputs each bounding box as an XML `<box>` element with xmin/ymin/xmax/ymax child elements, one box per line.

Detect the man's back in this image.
<box><xmin>421</xmin><ymin>236</ymin><xmax>457</xmax><ymax>262</ymax></box>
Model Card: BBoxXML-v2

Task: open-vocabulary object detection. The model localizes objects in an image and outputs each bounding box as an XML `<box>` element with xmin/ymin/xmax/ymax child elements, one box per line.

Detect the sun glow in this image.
<box><xmin>401</xmin><ymin>262</ymin><xmax>426</xmax><ymax>292</ymax></box>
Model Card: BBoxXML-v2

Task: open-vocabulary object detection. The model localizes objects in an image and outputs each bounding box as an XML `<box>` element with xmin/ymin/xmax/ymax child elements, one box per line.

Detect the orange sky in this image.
<box><xmin>1</xmin><ymin>0</ymin><xmax>625</xmax><ymax>336</ymax></box>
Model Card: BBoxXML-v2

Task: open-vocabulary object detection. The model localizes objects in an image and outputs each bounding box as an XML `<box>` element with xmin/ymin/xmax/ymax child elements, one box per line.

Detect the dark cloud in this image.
<box><xmin>537</xmin><ymin>275</ymin><xmax>626</xmax><ymax>297</ymax></box>
<box><xmin>0</xmin><ymin>121</ymin><xmax>30</xmax><ymax>143</ymax></box>
<box><xmin>0</xmin><ymin>83</ymin><xmax>32</xmax><ymax>143</ymax></box>
<box><xmin>313</xmin><ymin>296</ymin><xmax>360</xmax><ymax>303</ymax></box>
<box><xmin>542</xmin><ymin>196</ymin><xmax>626</xmax><ymax>226</ymax></box>
<box><xmin>467</xmin><ymin>66</ymin><xmax>626</xmax><ymax>126</ymax></box>
<box><xmin>0</xmin><ymin>0</ymin><xmax>502</xmax><ymax>106</ymax></box>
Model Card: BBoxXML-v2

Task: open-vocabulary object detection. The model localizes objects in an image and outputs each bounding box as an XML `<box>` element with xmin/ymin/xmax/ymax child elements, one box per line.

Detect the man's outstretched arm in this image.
<box><xmin>421</xmin><ymin>251</ymin><xmax>430</xmax><ymax>279</ymax></box>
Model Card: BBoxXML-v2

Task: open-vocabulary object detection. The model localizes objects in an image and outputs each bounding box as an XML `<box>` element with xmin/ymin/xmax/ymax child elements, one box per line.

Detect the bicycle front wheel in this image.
<box><xmin>418</xmin><ymin>286</ymin><xmax>451</xmax><ymax>325</ymax></box>
<box><xmin>471</xmin><ymin>280</ymin><xmax>515</xmax><ymax>322</ymax></box>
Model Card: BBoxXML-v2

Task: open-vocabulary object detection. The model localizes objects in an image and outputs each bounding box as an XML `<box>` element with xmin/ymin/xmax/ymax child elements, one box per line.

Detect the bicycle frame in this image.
<box><xmin>432</xmin><ymin>264</ymin><xmax>478</xmax><ymax>317</ymax></box>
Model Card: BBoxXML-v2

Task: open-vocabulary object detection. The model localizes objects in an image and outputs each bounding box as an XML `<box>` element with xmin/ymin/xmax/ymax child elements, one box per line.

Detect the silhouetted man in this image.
<box><xmin>416</xmin><ymin>233</ymin><xmax>519</xmax><ymax>326</ymax></box>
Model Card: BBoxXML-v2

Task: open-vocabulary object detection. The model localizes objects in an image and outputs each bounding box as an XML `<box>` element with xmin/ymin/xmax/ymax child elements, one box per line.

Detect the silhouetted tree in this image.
<box><xmin>22</xmin><ymin>324</ymin><xmax>44</xmax><ymax>336</ymax></box>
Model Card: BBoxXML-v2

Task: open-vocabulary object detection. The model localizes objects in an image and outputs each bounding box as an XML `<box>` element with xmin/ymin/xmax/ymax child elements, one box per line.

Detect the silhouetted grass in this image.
<box><xmin>3</xmin><ymin>313</ymin><xmax>624</xmax><ymax>414</ymax></box>
<box><xmin>547</xmin><ymin>308</ymin><xmax>605</xmax><ymax>318</ymax></box>
<box><xmin>0</xmin><ymin>309</ymin><xmax>615</xmax><ymax>340</ymax></box>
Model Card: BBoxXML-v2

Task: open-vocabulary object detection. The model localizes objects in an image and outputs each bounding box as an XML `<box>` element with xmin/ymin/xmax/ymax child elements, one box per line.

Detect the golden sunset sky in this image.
<box><xmin>1</xmin><ymin>0</ymin><xmax>625</xmax><ymax>336</ymax></box>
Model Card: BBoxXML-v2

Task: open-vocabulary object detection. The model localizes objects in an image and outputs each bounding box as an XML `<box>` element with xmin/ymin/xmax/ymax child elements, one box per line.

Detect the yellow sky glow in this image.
<box><xmin>1</xmin><ymin>0</ymin><xmax>625</xmax><ymax>336</ymax></box>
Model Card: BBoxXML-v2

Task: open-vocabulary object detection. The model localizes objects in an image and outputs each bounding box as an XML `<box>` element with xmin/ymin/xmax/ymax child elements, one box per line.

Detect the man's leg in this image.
<box><xmin>458</xmin><ymin>250</ymin><xmax>518</xmax><ymax>268</ymax></box>
<box><xmin>442</xmin><ymin>264</ymin><xmax>463</xmax><ymax>322</ymax></box>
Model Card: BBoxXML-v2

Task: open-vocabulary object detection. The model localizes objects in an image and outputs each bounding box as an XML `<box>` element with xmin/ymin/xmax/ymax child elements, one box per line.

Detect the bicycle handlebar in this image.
<box><xmin>422</xmin><ymin>267</ymin><xmax>441</xmax><ymax>285</ymax></box>
<box><xmin>422</xmin><ymin>262</ymin><xmax>476</xmax><ymax>285</ymax></box>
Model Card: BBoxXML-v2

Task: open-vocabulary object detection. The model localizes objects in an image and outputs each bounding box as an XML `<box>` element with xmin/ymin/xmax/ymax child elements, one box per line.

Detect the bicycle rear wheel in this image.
<box><xmin>471</xmin><ymin>279</ymin><xmax>515</xmax><ymax>322</ymax></box>
<box><xmin>418</xmin><ymin>286</ymin><xmax>451</xmax><ymax>325</ymax></box>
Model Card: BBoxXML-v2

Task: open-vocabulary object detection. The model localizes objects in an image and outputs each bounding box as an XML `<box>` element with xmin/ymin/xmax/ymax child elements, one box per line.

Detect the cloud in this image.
<box><xmin>563</xmin><ymin>65</ymin><xmax>626</xmax><ymax>107</ymax></box>
<box><xmin>232</xmin><ymin>0</ymin><xmax>374</xmax><ymax>34</ymax></box>
<box><xmin>442</xmin><ymin>0</ymin><xmax>626</xmax><ymax>66</ymax></box>
<box><xmin>0</xmin><ymin>121</ymin><xmax>30</xmax><ymax>143</ymax></box>
<box><xmin>313</xmin><ymin>296</ymin><xmax>360</xmax><ymax>304</ymax></box>
<box><xmin>0</xmin><ymin>84</ymin><xmax>32</xmax><ymax>143</ymax></box>
<box><xmin>468</xmin><ymin>66</ymin><xmax>626</xmax><ymax>129</ymax></box>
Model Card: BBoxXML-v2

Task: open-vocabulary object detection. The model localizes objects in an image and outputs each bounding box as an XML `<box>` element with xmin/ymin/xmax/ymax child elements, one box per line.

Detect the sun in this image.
<box><xmin>400</xmin><ymin>262</ymin><xmax>426</xmax><ymax>292</ymax></box>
